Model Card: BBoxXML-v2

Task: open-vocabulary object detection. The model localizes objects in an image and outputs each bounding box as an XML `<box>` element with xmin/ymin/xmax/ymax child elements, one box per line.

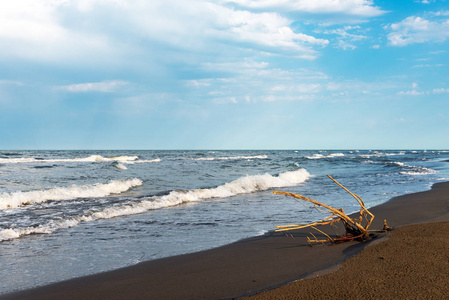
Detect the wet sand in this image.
<box><xmin>1</xmin><ymin>182</ymin><xmax>448</xmax><ymax>300</ymax></box>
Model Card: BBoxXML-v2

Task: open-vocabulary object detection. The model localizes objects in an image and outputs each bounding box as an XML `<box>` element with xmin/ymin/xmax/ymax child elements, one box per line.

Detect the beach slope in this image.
<box><xmin>2</xmin><ymin>182</ymin><xmax>448</xmax><ymax>300</ymax></box>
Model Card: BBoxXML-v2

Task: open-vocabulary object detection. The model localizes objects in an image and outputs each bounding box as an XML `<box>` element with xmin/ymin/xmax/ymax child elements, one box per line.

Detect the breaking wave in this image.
<box><xmin>190</xmin><ymin>155</ymin><xmax>268</xmax><ymax>161</ymax></box>
<box><xmin>306</xmin><ymin>153</ymin><xmax>344</xmax><ymax>159</ymax></box>
<box><xmin>358</xmin><ymin>152</ymin><xmax>406</xmax><ymax>159</ymax></box>
<box><xmin>400</xmin><ymin>167</ymin><xmax>437</xmax><ymax>175</ymax></box>
<box><xmin>0</xmin><ymin>155</ymin><xmax>160</xmax><ymax>165</ymax></box>
<box><xmin>388</xmin><ymin>161</ymin><xmax>437</xmax><ymax>175</ymax></box>
<box><xmin>0</xmin><ymin>169</ymin><xmax>310</xmax><ymax>241</ymax></box>
<box><xmin>0</xmin><ymin>179</ymin><xmax>143</xmax><ymax>210</ymax></box>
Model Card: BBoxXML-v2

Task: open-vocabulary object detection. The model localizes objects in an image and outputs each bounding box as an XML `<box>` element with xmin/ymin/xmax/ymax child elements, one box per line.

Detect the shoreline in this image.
<box><xmin>2</xmin><ymin>181</ymin><xmax>449</xmax><ymax>299</ymax></box>
<box><xmin>247</xmin><ymin>220</ymin><xmax>449</xmax><ymax>299</ymax></box>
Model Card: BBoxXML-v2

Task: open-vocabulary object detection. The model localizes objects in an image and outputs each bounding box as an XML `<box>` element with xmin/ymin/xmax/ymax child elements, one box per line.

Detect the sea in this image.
<box><xmin>1</xmin><ymin>150</ymin><xmax>449</xmax><ymax>293</ymax></box>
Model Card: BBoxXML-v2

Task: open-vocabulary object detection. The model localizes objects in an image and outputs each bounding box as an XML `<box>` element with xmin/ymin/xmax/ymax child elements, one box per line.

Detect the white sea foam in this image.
<box><xmin>114</xmin><ymin>163</ymin><xmax>128</xmax><ymax>170</ymax></box>
<box><xmin>394</xmin><ymin>162</ymin><xmax>438</xmax><ymax>175</ymax></box>
<box><xmin>400</xmin><ymin>167</ymin><xmax>437</xmax><ymax>175</ymax></box>
<box><xmin>306</xmin><ymin>153</ymin><xmax>344</xmax><ymax>159</ymax></box>
<box><xmin>0</xmin><ymin>155</ymin><xmax>164</xmax><ymax>165</ymax></box>
<box><xmin>123</xmin><ymin>158</ymin><xmax>162</xmax><ymax>164</ymax></box>
<box><xmin>359</xmin><ymin>152</ymin><xmax>406</xmax><ymax>159</ymax></box>
<box><xmin>0</xmin><ymin>219</ymin><xmax>81</xmax><ymax>241</ymax></box>
<box><xmin>88</xmin><ymin>168</ymin><xmax>311</xmax><ymax>220</ymax></box>
<box><xmin>0</xmin><ymin>169</ymin><xmax>311</xmax><ymax>241</ymax></box>
<box><xmin>0</xmin><ymin>179</ymin><xmax>143</xmax><ymax>210</ymax></box>
<box><xmin>190</xmin><ymin>155</ymin><xmax>268</xmax><ymax>161</ymax></box>
<box><xmin>0</xmin><ymin>155</ymin><xmax>139</xmax><ymax>164</ymax></box>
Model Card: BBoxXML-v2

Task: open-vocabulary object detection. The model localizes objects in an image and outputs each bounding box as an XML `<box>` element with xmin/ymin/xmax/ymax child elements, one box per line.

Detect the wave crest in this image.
<box><xmin>0</xmin><ymin>179</ymin><xmax>143</xmax><ymax>210</ymax></box>
<box><xmin>0</xmin><ymin>169</ymin><xmax>311</xmax><ymax>241</ymax></box>
<box><xmin>87</xmin><ymin>169</ymin><xmax>311</xmax><ymax>220</ymax></box>
<box><xmin>190</xmin><ymin>155</ymin><xmax>268</xmax><ymax>161</ymax></box>
<box><xmin>306</xmin><ymin>153</ymin><xmax>344</xmax><ymax>159</ymax></box>
<box><xmin>0</xmin><ymin>155</ymin><xmax>160</xmax><ymax>165</ymax></box>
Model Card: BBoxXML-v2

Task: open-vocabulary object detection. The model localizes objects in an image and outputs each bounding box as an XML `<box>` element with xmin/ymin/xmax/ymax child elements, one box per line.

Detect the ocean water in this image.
<box><xmin>1</xmin><ymin>150</ymin><xmax>448</xmax><ymax>293</ymax></box>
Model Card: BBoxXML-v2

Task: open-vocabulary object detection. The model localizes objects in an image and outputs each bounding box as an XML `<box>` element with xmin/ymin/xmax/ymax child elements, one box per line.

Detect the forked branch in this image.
<box><xmin>274</xmin><ymin>175</ymin><xmax>388</xmax><ymax>245</ymax></box>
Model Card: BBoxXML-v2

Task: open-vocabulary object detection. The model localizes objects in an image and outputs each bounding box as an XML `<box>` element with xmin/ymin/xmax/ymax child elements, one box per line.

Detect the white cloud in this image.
<box><xmin>0</xmin><ymin>80</ymin><xmax>23</xmax><ymax>86</ymax></box>
<box><xmin>222</xmin><ymin>0</ymin><xmax>385</xmax><ymax>17</ymax></box>
<box><xmin>205</xmin><ymin>4</ymin><xmax>328</xmax><ymax>58</ymax></box>
<box><xmin>398</xmin><ymin>90</ymin><xmax>424</xmax><ymax>96</ymax></box>
<box><xmin>387</xmin><ymin>16</ymin><xmax>449</xmax><ymax>46</ymax></box>
<box><xmin>430</xmin><ymin>50</ymin><xmax>446</xmax><ymax>55</ymax></box>
<box><xmin>413</xmin><ymin>63</ymin><xmax>444</xmax><ymax>68</ymax></box>
<box><xmin>433</xmin><ymin>88</ymin><xmax>449</xmax><ymax>94</ymax></box>
<box><xmin>57</xmin><ymin>80</ymin><xmax>128</xmax><ymax>93</ymax></box>
<box><xmin>187</xmin><ymin>60</ymin><xmax>329</xmax><ymax>102</ymax></box>
<box><xmin>397</xmin><ymin>87</ymin><xmax>449</xmax><ymax>95</ymax></box>
<box><xmin>0</xmin><ymin>0</ymin><xmax>329</xmax><ymax>64</ymax></box>
<box><xmin>433</xmin><ymin>11</ymin><xmax>449</xmax><ymax>16</ymax></box>
<box><xmin>0</xmin><ymin>1</ymin><xmax>123</xmax><ymax>63</ymax></box>
<box><xmin>315</xmin><ymin>25</ymin><xmax>367</xmax><ymax>49</ymax></box>
<box><xmin>185</xmin><ymin>59</ymin><xmax>400</xmax><ymax>103</ymax></box>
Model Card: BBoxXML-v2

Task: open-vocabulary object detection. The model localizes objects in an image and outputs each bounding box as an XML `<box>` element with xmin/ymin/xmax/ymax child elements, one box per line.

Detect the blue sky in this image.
<box><xmin>1</xmin><ymin>0</ymin><xmax>448</xmax><ymax>149</ymax></box>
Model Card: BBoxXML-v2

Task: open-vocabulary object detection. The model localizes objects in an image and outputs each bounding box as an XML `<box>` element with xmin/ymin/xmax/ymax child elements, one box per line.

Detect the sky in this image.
<box><xmin>0</xmin><ymin>0</ymin><xmax>448</xmax><ymax>150</ymax></box>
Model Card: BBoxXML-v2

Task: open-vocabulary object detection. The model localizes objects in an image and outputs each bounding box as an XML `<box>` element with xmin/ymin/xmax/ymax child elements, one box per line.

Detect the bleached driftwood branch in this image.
<box><xmin>274</xmin><ymin>175</ymin><xmax>389</xmax><ymax>245</ymax></box>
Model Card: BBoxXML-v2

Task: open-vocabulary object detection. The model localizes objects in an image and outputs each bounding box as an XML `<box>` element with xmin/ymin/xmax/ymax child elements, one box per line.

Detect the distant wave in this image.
<box><xmin>189</xmin><ymin>155</ymin><xmax>268</xmax><ymax>161</ymax></box>
<box><xmin>112</xmin><ymin>162</ymin><xmax>128</xmax><ymax>170</ymax></box>
<box><xmin>400</xmin><ymin>167</ymin><xmax>437</xmax><ymax>175</ymax></box>
<box><xmin>0</xmin><ymin>155</ymin><xmax>160</xmax><ymax>165</ymax></box>
<box><xmin>358</xmin><ymin>151</ymin><xmax>406</xmax><ymax>159</ymax></box>
<box><xmin>0</xmin><ymin>179</ymin><xmax>143</xmax><ymax>210</ymax></box>
<box><xmin>388</xmin><ymin>161</ymin><xmax>437</xmax><ymax>175</ymax></box>
<box><xmin>123</xmin><ymin>158</ymin><xmax>161</xmax><ymax>164</ymax></box>
<box><xmin>0</xmin><ymin>169</ymin><xmax>310</xmax><ymax>241</ymax></box>
<box><xmin>306</xmin><ymin>153</ymin><xmax>344</xmax><ymax>159</ymax></box>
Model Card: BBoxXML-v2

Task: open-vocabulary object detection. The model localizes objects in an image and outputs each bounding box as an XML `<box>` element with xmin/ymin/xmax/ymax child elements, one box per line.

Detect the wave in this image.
<box><xmin>123</xmin><ymin>158</ymin><xmax>162</xmax><ymax>164</ymax></box>
<box><xmin>400</xmin><ymin>167</ymin><xmax>437</xmax><ymax>175</ymax></box>
<box><xmin>0</xmin><ymin>179</ymin><xmax>143</xmax><ymax>210</ymax></box>
<box><xmin>389</xmin><ymin>162</ymin><xmax>437</xmax><ymax>175</ymax></box>
<box><xmin>190</xmin><ymin>155</ymin><xmax>268</xmax><ymax>161</ymax></box>
<box><xmin>358</xmin><ymin>152</ymin><xmax>406</xmax><ymax>159</ymax></box>
<box><xmin>0</xmin><ymin>155</ymin><xmax>160</xmax><ymax>165</ymax></box>
<box><xmin>0</xmin><ymin>219</ymin><xmax>80</xmax><ymax>241</ymax></box>
<box><xmin>86</xmin><ymin>168</ymin><xmax>311</xmax><ymax>220</ymax></box>
<box><xmin>0</xmin><ymin>169</ymin><xmax>310</xmax><ymax>241</ymax></box>
<box><xmin>112</xmin><ymin>162</ymin><xmax>128</xmax><ymax>170</ymax></box>
<box><xmin>306</xmin><ymin>153</ymin><xmax>344</xmax><ymax>159</ymax></box>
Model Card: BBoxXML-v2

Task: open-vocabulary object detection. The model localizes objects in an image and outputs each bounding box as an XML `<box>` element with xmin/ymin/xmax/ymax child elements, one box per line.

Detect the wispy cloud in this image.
<box><xmin>314</xmin><ymin>25</ymin><xmax>367</xmax><ymax>49</ymax></box>
<box><xmin>387</xmin><ymin>16</ymin><xmax>449</xmax><ymax>46</ymax></box>
<box><xmin>0</xmin><ymin>80</ymin><xmax>23</xmax><ymax>86</ymax></box>
<box><xmin>398</xmin><ymin>90</ymin><xmax>424</xmax><ymax>96</ymax></box>
<box><xmin>433</xmin><ymin>88</ymin><xmax>449</xmax><ymax>94</ymax></box>
<box><xmin>57</xmin><ymin>80</ymin><xmax>128</xmax><ymax>93</ymax></box>
<box><xmin>413</xmin><ymin>63</ymin><xmax>444</xmax><ymax>68</ymax></box>
<box><xmin>222</xmin><ymin>0</ymin><xmax>386</xmax><ymax>17</ymax></box>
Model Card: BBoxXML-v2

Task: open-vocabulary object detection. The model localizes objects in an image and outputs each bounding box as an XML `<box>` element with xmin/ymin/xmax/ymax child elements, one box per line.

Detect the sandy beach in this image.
<box><xmin>248</xmin><ymin>221</ymin><xmax>449</xmax><ymax>299</ymax></box>
<box><xmin>2</xmin><ymin>181</ymin><xmax>448</xmax><ymax>300</ymax></box>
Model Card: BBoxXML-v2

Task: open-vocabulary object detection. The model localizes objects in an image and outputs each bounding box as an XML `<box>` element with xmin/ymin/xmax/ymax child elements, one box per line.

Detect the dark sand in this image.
<box><xmin>247</xmin><ymin>221</ymin><xmax>449</xmax><ymax>299</ymax></box>
<box><xmin>2</xmin><ymin>182</ymin><xmax>448</xmax><ymax>300</ymax></box>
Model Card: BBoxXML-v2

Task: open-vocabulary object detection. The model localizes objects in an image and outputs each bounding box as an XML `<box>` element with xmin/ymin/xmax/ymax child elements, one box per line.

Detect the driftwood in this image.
<box><xmin>274</xmin><ymin>175</ymin><xmax>390</xmax><ymax>245</ymax></box>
